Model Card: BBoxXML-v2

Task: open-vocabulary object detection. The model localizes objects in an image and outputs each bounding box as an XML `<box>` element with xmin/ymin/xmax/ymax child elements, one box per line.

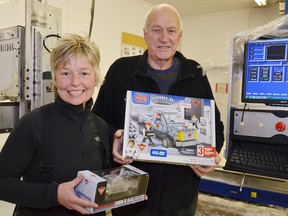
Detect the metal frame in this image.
<box><xmin>200</xmin><ymin>168</ymin><xmax>288</xmax><ymax>208</ymax></box>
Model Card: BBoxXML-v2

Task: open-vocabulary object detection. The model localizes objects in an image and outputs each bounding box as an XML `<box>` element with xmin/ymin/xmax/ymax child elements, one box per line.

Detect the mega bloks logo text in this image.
<box><xmin>132</xmin><ymin>92</ymin><xmax>150</xmax><ymax>105</ymax></box>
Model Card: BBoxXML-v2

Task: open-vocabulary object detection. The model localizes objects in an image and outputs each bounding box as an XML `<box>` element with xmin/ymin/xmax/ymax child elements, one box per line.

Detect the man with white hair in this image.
<box><xmin>93</xmin><ymin>4</ymin><xmax>224</xmax><ymax>216</ymax></box>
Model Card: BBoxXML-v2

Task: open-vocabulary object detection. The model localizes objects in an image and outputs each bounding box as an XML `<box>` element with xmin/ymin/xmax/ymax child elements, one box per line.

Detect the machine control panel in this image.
<box><xmin>232</xmin><ymin>109</ymin><xmax>288</xmax><ymax>141</ymax></box>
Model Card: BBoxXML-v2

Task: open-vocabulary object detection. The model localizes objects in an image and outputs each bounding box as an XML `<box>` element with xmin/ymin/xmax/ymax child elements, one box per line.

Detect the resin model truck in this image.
<box><xmin>75</xmin><ymin>165</ymin><xmax>149</xmax><ymax>214</ymax></box>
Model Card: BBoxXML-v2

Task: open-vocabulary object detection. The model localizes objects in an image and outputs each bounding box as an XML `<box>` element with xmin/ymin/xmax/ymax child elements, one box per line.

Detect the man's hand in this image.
<box><xmin>190</xmin><ymin>153</ymin><xmax>221</xmax><ymax>177</ymax></box>
<box><xmin>57</xmin><ymin>174</ymin><xmax>98</xmax><ymax>214</ymax></box>
<box><xmin>112</xmin><ymin>129</ymin><xmax>133</xmax><ymax>165</ymax></box>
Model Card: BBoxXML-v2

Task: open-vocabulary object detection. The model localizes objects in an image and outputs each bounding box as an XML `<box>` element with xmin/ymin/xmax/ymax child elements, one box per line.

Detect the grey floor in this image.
<box><xmin>1</xmin><ymin>193</ymin><xmax>287</xmax><ymax>216</ymax></box>
<box><xmin>196</xmin><ymin>193</ymin><xmax>288</xmax><ymax>216</ymax></box>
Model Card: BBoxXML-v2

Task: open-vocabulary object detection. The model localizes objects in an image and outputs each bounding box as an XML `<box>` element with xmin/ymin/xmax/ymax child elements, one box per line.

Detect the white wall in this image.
<box><xmin>0</xmin><ymin>0</ymin><xmax>283</xmax><ymax>214</ymax></box>
<box><xmin>181</xmin><ymin>5</ymin><xmax>280</xmax><ymax>64</ymax></box>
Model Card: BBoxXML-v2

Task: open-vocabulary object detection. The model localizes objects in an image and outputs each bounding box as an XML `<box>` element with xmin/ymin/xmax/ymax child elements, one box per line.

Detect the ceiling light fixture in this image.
<box><xmin>255</xmin><ymin>0</ymin><xmax>267</xmax><ymax>6</ymax></box>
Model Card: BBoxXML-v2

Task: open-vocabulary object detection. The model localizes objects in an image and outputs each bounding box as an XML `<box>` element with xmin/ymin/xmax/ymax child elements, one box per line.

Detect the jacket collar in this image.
<box><xmin>55</xmin><ymin>96</ymin><xmax>93</xmax><ymax>115</ymax></box>
<box><xmin>134</xmin><ymin>50</ymin><xmax>197</xmax><ymax>80</ymax></box>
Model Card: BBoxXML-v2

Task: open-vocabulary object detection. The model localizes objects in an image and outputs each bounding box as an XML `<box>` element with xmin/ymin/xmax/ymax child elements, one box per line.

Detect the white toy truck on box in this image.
<box><xmin>123</xmin><ymin>91</ymin><xmax>217</xmax><ymax>166</ymax></box>
<box><xmin>137</xmin><ymin>107</ymin><xmax>199</xmax><ymax>150</ymax></box>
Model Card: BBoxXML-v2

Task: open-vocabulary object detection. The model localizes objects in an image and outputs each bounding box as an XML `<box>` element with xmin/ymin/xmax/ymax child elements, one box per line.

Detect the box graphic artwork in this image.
<box><xmin>123</xmin><ymin>91</ymin><xmax>217</xmax><ymax>166</ymax></box>
<box><xmin>75</xmin><ymin>165</ymin><xmax>149</xmax><ymax>214</ymax></box>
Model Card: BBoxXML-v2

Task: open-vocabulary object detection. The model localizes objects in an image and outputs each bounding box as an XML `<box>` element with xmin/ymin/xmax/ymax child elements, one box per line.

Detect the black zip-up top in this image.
<box><xmin>0</xmin><ymin>96</ymin><xmax>112</xmax><ymax>215</ymax></box>
<box><xmin>93</xmin><ymin>50</ymin><xmax>224</xmax><ymax>211</ymax></box>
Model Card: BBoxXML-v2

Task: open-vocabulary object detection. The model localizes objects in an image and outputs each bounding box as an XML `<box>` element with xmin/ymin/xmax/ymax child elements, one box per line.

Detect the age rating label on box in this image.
<box><xmin>197</xmin><ymin>145</ymin><xmax>216</xmax><ymax>157</ymax></box>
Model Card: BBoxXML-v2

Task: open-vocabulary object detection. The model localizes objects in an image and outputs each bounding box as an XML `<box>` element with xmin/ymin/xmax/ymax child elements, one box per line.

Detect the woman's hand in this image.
<box><xmin>57</xmin><ymin>174</ymin><xmax>98</xmax><ymax>214</ymax></box>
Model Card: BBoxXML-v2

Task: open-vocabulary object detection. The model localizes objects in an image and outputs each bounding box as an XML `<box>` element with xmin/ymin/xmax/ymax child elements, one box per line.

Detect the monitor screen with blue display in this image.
<box><xmin>242</xmin><ymin>38</ymin><xmax>288</xmax><ymax>106</ymax></box>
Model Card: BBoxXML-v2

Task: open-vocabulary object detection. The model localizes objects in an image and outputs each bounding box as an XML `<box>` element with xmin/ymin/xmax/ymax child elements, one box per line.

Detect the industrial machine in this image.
<box><xmin>199</xmin><ymin>15</ymin><xmax>288</xmax><ymax>208</ymax></box>
<box><xmin>0</xmin><ymin>0</ymin><xmax>61</xmax><ymax>133</ymax></box>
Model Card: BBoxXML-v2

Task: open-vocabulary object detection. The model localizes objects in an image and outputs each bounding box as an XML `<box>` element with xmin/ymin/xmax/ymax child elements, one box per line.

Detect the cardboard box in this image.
<box><xmin>75</xmin><ymin>165</ymin><xmax>149</xmax><ymax>214</ymax></box>
<box><xmin>123</xmin><ymin>91</ymin><xmax>217</xmax><ymax>166</ymax></box>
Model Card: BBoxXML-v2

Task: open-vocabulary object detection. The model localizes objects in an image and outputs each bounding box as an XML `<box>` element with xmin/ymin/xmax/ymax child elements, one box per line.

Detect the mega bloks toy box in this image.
<box><xmin>75</xmin><ymin>165</ymin><xmax>149</xmax><ymax>214</ymax></box>
<box><xmin>122</xmin><ymin>90</ymin><xmax>217</xmax><ymax>166</ymax></box>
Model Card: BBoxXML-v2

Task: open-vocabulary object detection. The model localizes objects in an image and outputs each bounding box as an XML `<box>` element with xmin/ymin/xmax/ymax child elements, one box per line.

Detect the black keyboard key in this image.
<box><xmin>247</xmin><ymin>162</ymin><xmax>271</xmax><ymax>170</ymax></box>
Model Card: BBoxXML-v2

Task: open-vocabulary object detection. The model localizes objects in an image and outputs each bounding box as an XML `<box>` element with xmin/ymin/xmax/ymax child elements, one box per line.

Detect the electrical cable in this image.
<box><xmin>43</xmin><ymin>34</ymin><xmax>61</xmax><ymax>53</ymax></box>
<box><xmin>89</xmin><ymin>0</ymin><xmax>95</xmax><ymax>38</ymax></box>
<box><xmin>241</xmin><ymin>103</ymin><xmax>247</xmax><ymax>123</ymax></box>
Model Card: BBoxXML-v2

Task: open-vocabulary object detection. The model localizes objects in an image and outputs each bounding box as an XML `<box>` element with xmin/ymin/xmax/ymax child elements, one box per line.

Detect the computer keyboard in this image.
<box><xmin>225</xmin><ymin>141</ymin><xmax>288</xmax><ymax>179</ymax></box>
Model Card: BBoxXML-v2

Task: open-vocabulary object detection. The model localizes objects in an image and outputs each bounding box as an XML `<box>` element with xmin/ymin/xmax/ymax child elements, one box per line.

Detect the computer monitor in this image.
<box><xmin>241</xmin><ymin>37</ymin><xmax>288</xmax><ymax>106</ymax></box>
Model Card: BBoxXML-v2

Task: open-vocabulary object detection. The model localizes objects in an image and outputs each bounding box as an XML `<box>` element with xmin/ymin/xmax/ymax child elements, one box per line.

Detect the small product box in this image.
<box><xmin>123</xmin><ymin>90</ymin><xmax>217</xmax><ymax>166</ymax></box>
<box><xmin>75</xmin><ymin>164</ymin><xmax>149</xmax><ymax>214</ymax></box>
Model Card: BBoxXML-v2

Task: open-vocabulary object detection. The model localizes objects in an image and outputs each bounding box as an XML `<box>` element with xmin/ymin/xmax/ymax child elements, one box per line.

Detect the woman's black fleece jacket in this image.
<box><xmin>0</xmin><ymin>96</ymin><xmax>112</xmax><ymax>216</ymax></box>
